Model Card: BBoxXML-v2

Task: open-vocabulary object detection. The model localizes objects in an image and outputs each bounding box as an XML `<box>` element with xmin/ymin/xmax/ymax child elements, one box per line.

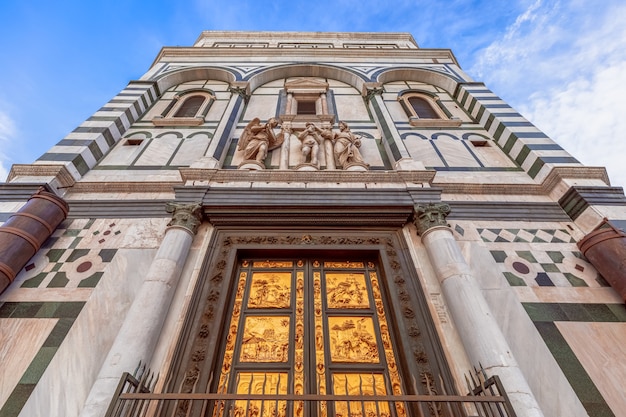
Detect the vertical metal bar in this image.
<box><xmin>259</xmin><ymin>373</ymin><xmax>268</xmax><ymax>417</ymax></box>
<box><xmin>246</xmin><ymin>374</ymin><xmax>253</xmax><ymax>417</ymax></box>
<box><xmin>358</xmin><ymin>375</ymin><xmax>366</xmax><ymax>417</ymax></box>
<box><xmin>344</xmin><ymin>375</ymin><xmax>352</xmax><ymax>417</ymax></box>
<box><xmin>372</xmin><ymin>374</ymin><xmax>381</xmax><ymax>417</ymax></box>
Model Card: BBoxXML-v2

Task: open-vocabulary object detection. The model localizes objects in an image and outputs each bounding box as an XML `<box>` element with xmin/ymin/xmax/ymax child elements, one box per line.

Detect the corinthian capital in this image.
<box><xmin>413</xmin><ymin>202</ymin><xmax>451</xmax><ymax>236</ymax></box>
<box><xmin>166</xmin><ymin>202</ymin><xmax>203</xmax><ymax>234</ymax></box>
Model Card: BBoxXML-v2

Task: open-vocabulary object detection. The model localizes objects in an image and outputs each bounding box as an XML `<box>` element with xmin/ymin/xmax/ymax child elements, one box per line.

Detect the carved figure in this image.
<box><xmin>297</xmin><ymin>122</ymin><xmax>323</xmax><ymax>165</ymax></box>
<box><xmin>238</xmin><ymin>117</ymin><xmax>284</xmax><ymax>163</ymax></box>
<box><xmin>322</xmin><ymin>121</ymin><xmax>368</xmax><ymax>169</ymax></box>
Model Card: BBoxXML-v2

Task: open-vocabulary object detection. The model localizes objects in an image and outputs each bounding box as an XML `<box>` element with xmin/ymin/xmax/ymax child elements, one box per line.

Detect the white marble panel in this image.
<box><xmin>260</xmin><ymin>79</ymin><xmax>285</xmax><ymax>88</ymax></box>
<box><xmin>434</xmin><ymin>137</ymin><xmax>481</xmax><ymax>167</ymax></box>
<box><xmin>472</xmin><ymin>144</ymin><xmax>518</xmax><ymax>167</ymax></box>
<box><xmin>334</xmin><ymin>94</ymin><xmax>369</xmax><ymax>121</ymax></box>
<box><xmin>358</xmin><ymin>138</ymin><xmax>384</xmax><ymax>167</ymax></box>
<box><xmin>557</xmin><ymin>322</ymin><xmax>626</xmax><ymax>416</ymax></box>
<box><xmin>403</xmin><ymin>135</ymin><xmax>444</xmax><ymax>166</ymax></box>
<box><xmin>170</xmin><ymin>135</ymin><xmax>211</xmax><ymax>166</ymax></box>
<box><xmin>18</xmin><ymin>248</ymin><xmax>156</xmax><ymax>417</ymax></box>
<box><xmin>134</xmin><ymin>136</ymin><xmax>181</xmax><ymax>166</ymax></box>
<box><xmin>385</xmin><ymin>100</ymin><xmax>410</xmax><ymax>122</ymax></box>
<box><xmin>142</xmin><ymin>100</ymin><xmax>170</xmax><ymax>120</ymax></box>
<box><xmin>205</xmin><ymin>100</ymin><xmax>227</xmax><ymax>121</ymax></box>
<box><xmin>98</xmin><ymin>139</ymin><xmax>148</xmax><ymax>166</ymax></box>
<box><xmin>243</xmin><ymin>95</ymin><xmax>279</xmax><ymax>120</ymax></box>
<box><xmin>0</xmin><ymin>318</ymin><xmax>57</xmax><ymax>406</ymax></box>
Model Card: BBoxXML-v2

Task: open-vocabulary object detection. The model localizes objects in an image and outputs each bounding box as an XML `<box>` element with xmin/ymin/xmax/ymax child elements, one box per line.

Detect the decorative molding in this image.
<box><xmin>434</xmin><ymin>166</ymin><xmax>611</xmax><ymax>196</ymax></box>
<box><xmin>7</xmin><ymin>164</ymin><xmax>76</xmax><ymax>189</ymax></box>
<box><xmin>69</xmin><ymin>182</ymin><xmax>180</xmax><ymax>193</ymax></box>
<box><xmin>178</xmin><ymin>168</ymin><xmax>437</xmax><ymax>184</ymax></box>
<box><xmin>151</xmin><ymin>116</ymin><xmax>205</xmax><ymax>126</ymax></box>
<box><xmin>167</xmin><ymin>230</ymin><xmax>455</xmax><ymax>401</ymax></box>
<box><xmin>559</xmin><ymin>185</ymin><xmax>626</xmax><ymax>221</ymax></box>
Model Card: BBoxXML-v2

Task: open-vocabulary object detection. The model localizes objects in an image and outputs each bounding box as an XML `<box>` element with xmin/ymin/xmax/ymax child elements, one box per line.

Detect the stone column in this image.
<box><xmin>80</xmin><ymin>203</ymin><xmax>203</xmax><ymax>417</ymax></box>
<box><xmin>414</xmin><ymin>203</ymin><xmax>544</xmax><ymax>417</ymax></box>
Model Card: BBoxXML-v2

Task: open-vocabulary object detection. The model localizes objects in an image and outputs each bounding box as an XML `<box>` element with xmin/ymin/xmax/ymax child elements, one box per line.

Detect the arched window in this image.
<box><xmin>408</xmin><ymin>96</ymin><xmax>440</xmax><ymax>119</ymax></box>
<box><xmin>398</xmin><ymin>91</ymin><xmax>461</xmax><ymax>127</ymax></box>
<box><xmin>152</xmin><ymin>90</ymin><xmax>214</xmax><ymax>126</ymax></box>
<box><xmin>173</xmin><ymin>95</ymin><xmax>206</xmax><ymax>117</ymax></box>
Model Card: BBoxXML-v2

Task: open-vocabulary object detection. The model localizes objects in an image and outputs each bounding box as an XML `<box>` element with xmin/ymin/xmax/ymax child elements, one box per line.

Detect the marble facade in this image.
<box><xmin>1</xmin><ymin>31</ymin><xmax>625</xmax><ymax>417</ymax></box>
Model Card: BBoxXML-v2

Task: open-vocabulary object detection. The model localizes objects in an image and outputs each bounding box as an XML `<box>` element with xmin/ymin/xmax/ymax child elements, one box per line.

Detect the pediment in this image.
<box><xmin>285</xmin><ymin>78</ymin><xmax>329</xmax><ymax>93</ymax></box>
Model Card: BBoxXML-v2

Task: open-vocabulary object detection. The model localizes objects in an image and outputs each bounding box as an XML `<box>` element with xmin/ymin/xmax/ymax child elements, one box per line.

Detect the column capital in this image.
<box><xmin>362</xmin><ymin>82</ymin><xmax>384</xmax><ymax>103</ymax></box>
<box><xmin>413</xmin><ymin>202</ymin><xmax>451</xmax><ymax>236</ymax></box>
<box><xmin>165</xmin><ymin>202</ymin><xmax>203</xmax><ymax>235</ymax></box>
<box><xmin>228</xmin><ymin>81</ymin><xmax>251</xmax><ymax>102</ymax></box>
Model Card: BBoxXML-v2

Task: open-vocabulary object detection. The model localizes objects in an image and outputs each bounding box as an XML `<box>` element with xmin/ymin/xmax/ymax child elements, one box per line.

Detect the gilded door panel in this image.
<box><xmin>216</xmin><ymin>258</ymin><xmax>405</xmax><ymax>417</ymax></box>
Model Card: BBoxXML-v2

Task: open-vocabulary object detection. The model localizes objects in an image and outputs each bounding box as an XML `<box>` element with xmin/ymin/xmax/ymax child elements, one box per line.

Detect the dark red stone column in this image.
<box><xmin>0</xmin><ymin>188</ymin><xmax>69</xmax><ymax>293</ymax></box>
<box><xmin>578</xmin><ymin>218</ymin><xmax>626</xmax><ymax>302</ymax></box>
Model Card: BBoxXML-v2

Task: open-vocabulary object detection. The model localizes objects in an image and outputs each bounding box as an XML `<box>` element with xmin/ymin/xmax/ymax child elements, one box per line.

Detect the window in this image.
<box><xmin>408</xmin><ymin>96</ymin><xmax>439</xmax><ymax>119</ymax></box>
<box><xmin>280</xmin><ymin>78</ymin><xmax>336</xmax><ymax>124</ymax></box>
<box><xmin>173</xmin><ymin>96</ymin><xmax>205</xmax><ymax>117</ymax></box>
<box><xmin>296</xmin><ymin>100</ymin><xmax>317</xmax><ymax>115</ymax></box>
<box><xmin>398</xmin><ymin>91</ymin><xmax>462</xmax><ymax>127</ymax></box>
<box><xmin>152</xmin><ymin>91</ymin><xmax>214</xmax><ymax>126</ymax></box>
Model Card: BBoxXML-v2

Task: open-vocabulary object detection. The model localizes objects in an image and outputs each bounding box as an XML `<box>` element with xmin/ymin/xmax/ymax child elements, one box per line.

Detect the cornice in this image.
<box><xmin>435</xmin><ymin>166</ymin><xmax>611</xmax><ymax>196</ymax></box>
<box><xmin>58</xmin><ymin>166</ymin><xmax>610</xmax><ymax>196</ymax></box>
<box><xmin>7</xmin><ymin>164</ymin><xmax>75</xmax><ymax>189</ymax></box>
<box><xmin>150</xmin><ymin>47</ymin><xmax>459</xmax><ymax>68</ymax></box>
<box><xmin>193</xmin><ymin>31</ymin><xmax>420</xmax><ymax>46</ymax></box>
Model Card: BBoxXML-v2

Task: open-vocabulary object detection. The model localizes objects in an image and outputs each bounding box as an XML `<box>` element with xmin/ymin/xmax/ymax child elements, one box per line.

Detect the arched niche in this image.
<box><xmin>246</xmin><ymin>64</ymin><xmax>368</xmax><ymax>94</ymax></box>
<box><xmin>377</xmin><ymin>68</ymin><xmax>460</xmax><ymax>95</ymax></box>
<box><xmin>154</xmin><ymin>67</ymin><xmax>237</xmax><ymax>94</ymax></box>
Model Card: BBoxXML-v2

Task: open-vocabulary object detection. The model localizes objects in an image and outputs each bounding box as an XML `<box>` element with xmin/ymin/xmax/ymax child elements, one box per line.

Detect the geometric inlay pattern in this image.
<box><xmin>478</xmin><ymin>228</ymin><xmax>576</xmax><ymax>243</ymax></box>
<box><xmin>16</xmin><ymin>219</ymin><xmax>117</xmax><ymax>289</ymax></box>
<box><xmin>489</xmin><ymin>249</ymin><xmax>604</xmax><ymax>288</ymax></box>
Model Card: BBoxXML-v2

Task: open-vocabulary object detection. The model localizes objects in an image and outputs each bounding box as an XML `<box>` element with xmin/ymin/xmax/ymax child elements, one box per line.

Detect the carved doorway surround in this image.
<box><xmin>162</xmin><ymin>229</ymin><xmax>455</xmax><ymax>417</ymax></box>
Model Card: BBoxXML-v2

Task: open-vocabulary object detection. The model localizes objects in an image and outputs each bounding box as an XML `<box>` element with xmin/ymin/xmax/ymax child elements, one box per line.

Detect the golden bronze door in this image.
<box><xmin>214</xmin><ymin>258</ymin><xmax>406</xmax><ymax>417</ymax></box>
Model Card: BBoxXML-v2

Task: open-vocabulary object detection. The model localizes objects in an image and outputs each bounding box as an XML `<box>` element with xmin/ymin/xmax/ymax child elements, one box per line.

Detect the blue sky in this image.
<box><xmin>1</xmin><ymin>0</ymin><xmax>625</xmax><ymax>189</ymax></box>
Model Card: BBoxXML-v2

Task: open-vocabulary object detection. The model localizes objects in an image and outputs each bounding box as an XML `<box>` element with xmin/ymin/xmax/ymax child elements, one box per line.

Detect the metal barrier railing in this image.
<box><xmin>105</xmin><ymin>366</ymin><xmax>517</xmax><ymax>417</ymax></box>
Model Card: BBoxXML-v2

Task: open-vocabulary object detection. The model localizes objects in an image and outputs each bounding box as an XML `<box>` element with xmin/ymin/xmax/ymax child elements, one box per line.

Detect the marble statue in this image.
<box><xmin>238</xmin><ymin>117</ymin><xmax>284</xmax><ymax>163</ymax></box>
<box><xmin>297</xmin><ymin>122</ymin><xmax>323</xmax><ymax>165</ymax></box>
<box><xmin>322</xmin><ymin>121</ymin><xmax>368</xmax><ymax>169</ymax></box>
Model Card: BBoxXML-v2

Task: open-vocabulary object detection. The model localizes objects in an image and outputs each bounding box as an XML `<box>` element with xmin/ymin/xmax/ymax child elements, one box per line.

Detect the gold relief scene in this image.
<box><xmin>325</xmin><ymin>273</ymin><xmax>370</xmax><ymax>309</ymax></box>
<box><xmin>328</xmin><ymin>317</ymin><xmax>379</xmax><ymax>363</ymax></box>
<box><xmin>233</xmin><ymin>372</ymin><xmax>288</xmax><ymax>417</ymax></box>
<box><xmin>240</xmin><ymin>316</ymin><xmax>290</xmax><ymax>362</ymax></box>
<box><xmin>248</xmin><ymin>272</ymin><xmax>292</xmax><ymax>309</ymax></box>
<box><xmin>332</xmin><ymin>373</ymin><xmax>391</xmax><ymax>417</ymax></box>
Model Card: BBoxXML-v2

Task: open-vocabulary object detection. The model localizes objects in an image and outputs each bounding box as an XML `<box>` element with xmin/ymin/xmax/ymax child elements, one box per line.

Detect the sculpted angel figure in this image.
<box><xmin>238</xmin><ymin>117</ymin><xmax>284</xmax><ymax>163</ymax></box>
<box><xmin>298</xmin><ymin>122</ymin><xmax>323</xmax><ymax>165</ymax></box>
<box><xmin>322</xmin><ymin>121</ymin><xmax>368</xmax><ymax>168</ymax></box>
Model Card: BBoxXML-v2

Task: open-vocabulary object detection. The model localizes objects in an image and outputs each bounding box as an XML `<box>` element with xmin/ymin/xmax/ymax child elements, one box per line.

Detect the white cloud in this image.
<box><xmin>470</xmin><ymin>0</ymin><xmax>626</xmax><ymax>188</ymax></box>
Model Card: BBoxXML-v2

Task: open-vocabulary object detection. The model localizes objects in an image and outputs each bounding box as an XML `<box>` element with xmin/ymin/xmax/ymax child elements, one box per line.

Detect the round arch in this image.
<box><xmin>154</xmin><ymin>67</ymin><xmax>236</xmax><ymax>95</ymax></box>
<box><xmin>376</xmin><ymin>68</ymin><xmax>460</xmax><ymax>95</ymax></box>
<box><xmin>246</xmin><ymin>64</ymin><xmax>368</xmax><ymax>93</ymax></box>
